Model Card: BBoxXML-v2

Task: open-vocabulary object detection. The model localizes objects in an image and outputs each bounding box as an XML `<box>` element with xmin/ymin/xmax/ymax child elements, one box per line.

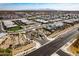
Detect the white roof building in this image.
<box><xmin>63</xmin><ymin>20</ymin><xmax>74</xmax><ymax>23</ymax></box>
<box><xmin>17</xmin><ymin>18</ymin><xmax>34</xmax><ymax>24</ymax></box>
<box><xmin>45</xmin><ymin>22</ymin><xmax>64</xmax><ymax>30</ymax></box>
<box><xmin>63</xmin><ymin>19</ymin><xmax>79</xmax><ymax>24</ymax></box>
<box><xmin>21</xmin><ymin>19</ymin><xmax>33</xmax><ymax>24</ymax></box>
<box><xmin>52</xmin><ymin>19</ymin><xmax>62</xmax><ymax>22</ymax></box>
<box><xmin>53</xmin><ymin>22</ymin><xmax>64</xmax><ymax>27</ymax></box>
<box><xmin>3</xmin><ymin>20</ymin><xmax>17</xmax><ymax>28</ymax></box>
<box><xmin>36</xmin><ymin>19</ymin><xmax>48</xmax><ymax>23</ymax></box>
<box><xmin>69</xmin><ymin>19</ymin><xmax>79</xmax><ymax>22</ymax></box>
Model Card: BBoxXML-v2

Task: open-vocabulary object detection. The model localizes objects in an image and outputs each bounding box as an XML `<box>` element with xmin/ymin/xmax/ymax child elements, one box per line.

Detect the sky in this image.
<box><xmin>0</xmin><ymin>3</ymin><xmax>79</xmax><ymax>10</ymax></box>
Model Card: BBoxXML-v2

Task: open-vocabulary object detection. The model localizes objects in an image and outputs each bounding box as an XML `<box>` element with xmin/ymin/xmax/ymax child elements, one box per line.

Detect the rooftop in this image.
<box><xmin>3</xmin><ymin>20</ymin><xmax>17</xmax><ymax>28</ymax></box>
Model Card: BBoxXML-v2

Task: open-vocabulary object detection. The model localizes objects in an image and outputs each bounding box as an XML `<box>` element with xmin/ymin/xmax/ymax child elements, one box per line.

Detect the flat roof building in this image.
<box><xmin>44</xmin><ymin>22</ymin><xmax>64</xmax><ymax>31</ymax></box>
<box><xmin>35</xmin><ymin>19</ymin><xmax>48</xmax><ymax>23</ymax></box>
<box><xmin>53</xmin><ymin>22</ymin><xmax>64</xmax><ymax>27</ymax></box>
<box><xmin>63</xmin><ymin>20</ymin><xmax>74</xmax><ymax>23</ymax></box>
<box><xmin>3</xmin><ymin>20</ymin><xmax>17</xmax><ymax>28</ymax></box>
<box><xmin>21</xmin><ymin>19</ymin><xmax>34</xmax><ymax>25</ymax></box>
<box><xmin>69</xmin><ymin>19</ymin><xmax>79</xmax><ymax>22</ymax></box>
<box><xmin>52</xmin><ymin>19</ymin><xmax>62</xmax><ymax>22</ymax></box>
<box><xmin>16</xmin><ymin>18</ymin><xmax>35</xmax><ymax>25</ymax></box>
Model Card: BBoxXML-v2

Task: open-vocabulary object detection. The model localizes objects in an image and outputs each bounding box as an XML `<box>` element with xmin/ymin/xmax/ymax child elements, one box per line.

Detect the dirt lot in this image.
<box><xmin>0</xmin><ymin>33</ymin><xmax>36</xmax><ymax>55</ymax></box>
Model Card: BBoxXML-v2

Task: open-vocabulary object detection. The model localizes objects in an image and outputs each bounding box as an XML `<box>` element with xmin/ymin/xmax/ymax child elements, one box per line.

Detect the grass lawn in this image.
<box><xmin>7</xmin><ymin>26</ymin><xmax>22</xmax><ymax>32</ymax></box>
<box><xmin>0</xmin><ymin>48</ymin><xmax>12</xmax><ymax>56</ymax></box>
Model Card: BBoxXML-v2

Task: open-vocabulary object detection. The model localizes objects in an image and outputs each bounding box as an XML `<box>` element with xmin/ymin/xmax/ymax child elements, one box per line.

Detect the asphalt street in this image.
<box><xmin>26</xmin><ymin>28</ymin><xmax>79</xmax><ymax>56</ymax></box>
<box><xmin>56</xmin><ymin>50</ymin><xmax>71</xmax><ymax>56</ymax></box>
